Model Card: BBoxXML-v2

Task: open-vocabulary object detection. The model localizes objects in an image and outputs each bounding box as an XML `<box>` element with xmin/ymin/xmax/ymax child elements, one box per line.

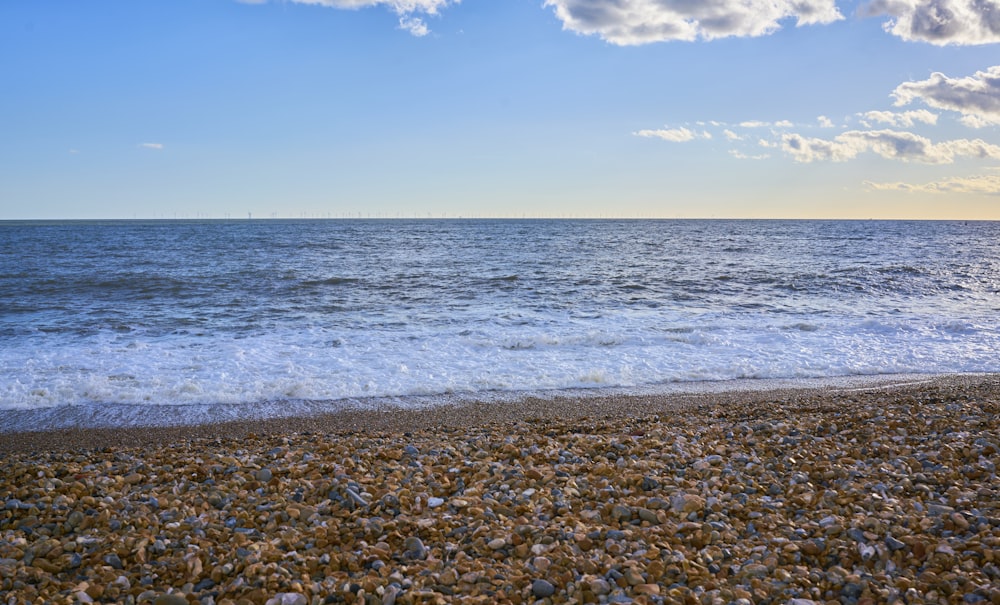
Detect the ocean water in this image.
<box><xmin>2</xmin><ymin>219</ymin><xmax>999</xmax><ymax>429</ymax></box>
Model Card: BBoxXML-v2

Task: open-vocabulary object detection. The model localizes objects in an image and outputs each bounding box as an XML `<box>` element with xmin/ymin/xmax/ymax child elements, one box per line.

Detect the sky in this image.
<box><xmin>2</xmin><ymin>0</ymin><xmax>999</xmax><ymax>220</ymax></box>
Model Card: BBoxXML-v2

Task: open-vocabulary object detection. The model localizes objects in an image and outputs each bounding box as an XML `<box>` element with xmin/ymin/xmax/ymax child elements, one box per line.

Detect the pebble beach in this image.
<box><xmin>2</xmin><ymin>375</ymin><xmax>999</xmax><ymax>605</ymax></box>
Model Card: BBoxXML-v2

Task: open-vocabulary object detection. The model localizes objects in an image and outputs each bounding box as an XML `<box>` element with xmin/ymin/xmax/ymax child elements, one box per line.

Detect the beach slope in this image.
<box><xmin>2</xmin><ymin>375</ymin><xmax>999</xmax><ymax>603</ymax></box>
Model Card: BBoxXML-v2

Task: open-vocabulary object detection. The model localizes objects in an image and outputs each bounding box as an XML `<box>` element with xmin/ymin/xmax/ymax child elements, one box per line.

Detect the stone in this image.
<box><xmin>671</xmin><ymin>493</ymin><xmax>704</xmax><ymax>514</ymax></box>
<box><xmin>264</xmin><ymin>594</ymin><xmax>307</xmax><ymax>605</ymax></box>
<box><xmin>589</xmin><ymin>578</ymin><xmax>612</xmax><ymax>595</ymax></box>
<box><xmin>637</xmin><ymin>507</ymin><xmax>660</xmax><ymax>524</ymax></box>
<box><xmin>531</xmin><ymin>579</ymin><xmax>556</xmax><ymax>598</ymax></box>
<box><xmin>402</xmin><ymin>536</ymin><xmax>427</xmax><ymax>560</ymax></box>
<box><xmin>66</xmin><ymin>510</ymin><xmax>85</xmax><ymax>529</ymax></box>
<box><xmin>487</xmin><ymin>538</ymin><xmax>506</xmax><ymax>550</ymax></box>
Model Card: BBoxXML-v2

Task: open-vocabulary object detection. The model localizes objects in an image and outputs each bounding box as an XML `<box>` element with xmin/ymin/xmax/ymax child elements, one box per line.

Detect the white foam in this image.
<box><xmin>2</xmin><ymin>310</ymin><xmax>998</xmax><ymax>420</ymax></box>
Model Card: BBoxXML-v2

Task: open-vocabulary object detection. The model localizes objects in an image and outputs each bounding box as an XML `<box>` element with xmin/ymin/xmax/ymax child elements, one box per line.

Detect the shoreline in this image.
<box><xmin>0</xmin><ymin>373</ymin><xmax>986</xmax><ymax>456</ymax></box>
<box><xmin>1</xmin><ymin>373</ymin><xmax>998</xmax><ymax>603</ymax></box>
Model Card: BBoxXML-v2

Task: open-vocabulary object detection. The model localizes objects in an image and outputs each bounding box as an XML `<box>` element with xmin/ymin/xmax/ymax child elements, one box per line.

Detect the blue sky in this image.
<box><xmin>2</xmin><ymin>0</ymin><xmax>999</xmax><ymax>219</ymax></box>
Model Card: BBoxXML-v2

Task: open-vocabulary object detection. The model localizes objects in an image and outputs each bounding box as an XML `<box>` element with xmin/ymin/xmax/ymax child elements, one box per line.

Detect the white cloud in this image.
<box><xmin>634</xmin><ymin>127</ymin><xmax>711</xmax><ymax>142</ymax></box>
<box><xmin>781</xmin><ymin>129</ymin><xmax>1000</xmax><ymax>163</ymax></box>
<box><xmin>729</xmin><ymin>149</ymin><xmax>770</xmax><ymax>160</ymax></box>
<box><xmin>859</xmin><ymin>109</ymin><xmax>939</xmax><ymax>127</ymax></box>
<box><xmin>398</xmin><ymin>15</ymin><xmax>429</xmax><ymax>35</ymax></box>
<box><xmin>542</xmin><ymin>0</ymin><xmax>842</xmax><ymax>45</ymax></box>
<box><xmin>865</xmin><ymin>173</ymin><xmax>1000</xmax><ymax>194</ymax></box>
<box><xmin>243</xmin><ymin>0</ymin><xmax>458</xmax><ymax>36</ymax></box>
<box><xmin>139</xmin><ymin>143</ymin><xmax>164</xmax><ymax>150</ymax></box>
<box><xmin>892</xmin><ymin>65</ymin><xmax>1000</xmax><ymax>127</ymax></box>
<box><xmin>861</xmin><ymin>0</ymin><xmax>1000</xmax><ymax>45</ymax></box>
<box><xmin>723</xmin><ymin>129</ymin><xmax>743</xmax><ymax>141</ymax></box>
<box><xmin>818</xmin><ymin>115</ymin><xmax>835</xmax><ymax>128</ymax></box>
<box><xmin>737</xmin><ymin>119</ymin><xmax>795</xmax><ymax>128</ymax></box>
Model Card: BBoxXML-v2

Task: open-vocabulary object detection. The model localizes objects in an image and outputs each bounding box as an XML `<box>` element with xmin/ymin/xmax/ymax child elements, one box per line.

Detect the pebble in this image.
<box><xmin>531</xmin><ymin>579</ymin><xmax>556</xmax><ymax>598</ymax></box>
<box><xmin>402</xmin><ymin>536</ymin><xmax>427</xmax><ymax>560</ymax></box>
<box><xmin>264</xmin><ymin>593</ymin><xmax>307</xmax><ymax>605</ymax></box>
<box><xmin>1</xmin><ymin>379</ymin><xmax>999</xmax><ymax>604</ymax></box>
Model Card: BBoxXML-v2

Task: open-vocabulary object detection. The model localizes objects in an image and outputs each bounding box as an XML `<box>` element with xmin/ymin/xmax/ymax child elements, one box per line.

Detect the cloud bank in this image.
<box><xmin>866</xmin><ymin>173</ymin><xmax>1000</xmax><ymax>194</ymax></box>
<box><xmin>861</xmin><ymin>0</ymin><xmax>1000</xmax><ymax>45</ymax></box>
<box><xmin>892</xmin><ymin>65</ymin><xmax>1000</xmax><ymax>127</ymax></box>
<box><xmin>859</xmin><ymin>109</ymin><xmax>938</xmax><ymax>127</ymax></box>
<box><xmin>542</xmin><ymin>0</ymin><xmax>843</xmax><ymax>45</ymax></box>
<box><xmin>781</xmin><ymin>129</ymin><xmax>1000</xmax><ymax>163</ymax></box>
<box><xmin>634</xmin><ymin>127</ymin><xmax>711</xmax><ymax>142</ymax></box>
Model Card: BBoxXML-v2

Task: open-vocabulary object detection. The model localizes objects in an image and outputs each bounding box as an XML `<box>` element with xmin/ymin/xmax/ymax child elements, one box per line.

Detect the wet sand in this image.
<box><xmin>0</xmin><ymin>374</ymin><xmax>979</xmax><ymax>456</ymax></box>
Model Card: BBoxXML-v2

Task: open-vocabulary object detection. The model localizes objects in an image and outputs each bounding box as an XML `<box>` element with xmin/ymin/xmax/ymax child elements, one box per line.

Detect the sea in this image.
<box><xmin>2</xmin><ymin>219</ymin><xmax>999</xmax><ymax>431</ymax></box>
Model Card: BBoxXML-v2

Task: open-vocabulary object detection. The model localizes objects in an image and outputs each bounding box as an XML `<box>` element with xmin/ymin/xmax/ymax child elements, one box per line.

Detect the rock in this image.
<box><xmin>427</xmin><ymin>497</ymin><xmax>445</xmax><ymax>508</ymax></box>
<box><xmin>66</xmin><ymin>510</ymin><xmax>85</xmax><ymax>529</ymax></box>
<box><xmin>382</xmin><ymin>585</ymin><xmax>399</xmax><ymax>605</ymax></box>
<box><xmin>623</xmin><ymin>568</ymin><xmax>644</xmax><ymax>585</ymax></box>
<box><xmin>610</xmin><ymin>504</ymin><xmax>632</xmax><ymax>522</ymax></box>
<box><xmin>402</xmin><ymin>536</ymin><xmax>427</xmax><ymax>560</ymax></box>
<box><xmin>153</xmin><ymin>595</ymin><xmax>190</xmax><ymax>605</ymax></box>
<box><xmin>671</xmin><ymin>493</ymin><xmax>704</xmax><ymax>514</ymax></box>
<box><xmin>254</xmin><ymin>468</ymin><xmax>273</xmax><ymax>482</ymax></box>
<box><xmin>344</xmin><ymin>487</ymin><xmax>368</xmax><ymax>507</ymax></box>
<box><xmin>741</xmin><ymin>564</ymin><xmax>769</xmax><ymax>578</ymax></box>
<box><xmin>847</xmin><ymin>527</ymin><xmax>867</xmax><ymax>542</ymax></box>
<box><xmin>927</xmin><ymin>503</ymin><xmax>955</xmax><ymax>516</ymax></box>
<box><xmin>637</xmin><ymin>507</ymin><xmax>660</xmax><ymax>524</ymax></box>
<box><xmin>589</xmin><ymin>578</ymin><xmax>612</xmax><ymax>595</ymax></box>
<box><xmin>264</xmin><ymin>594</ymin><xmax>307</xmax><ymax>605</ymax></box>
<box><xmin>531</xmin><ymin>579</ymin><xmax>556</xmax><ymax>598</ymax></box>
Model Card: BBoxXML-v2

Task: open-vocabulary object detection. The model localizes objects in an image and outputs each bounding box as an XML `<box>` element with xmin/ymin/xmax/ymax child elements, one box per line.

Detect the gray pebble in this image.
<box><xmin>531</xmin><ymin>579</ymin><xmax>556</xmax><ymax>598</ymax></box>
